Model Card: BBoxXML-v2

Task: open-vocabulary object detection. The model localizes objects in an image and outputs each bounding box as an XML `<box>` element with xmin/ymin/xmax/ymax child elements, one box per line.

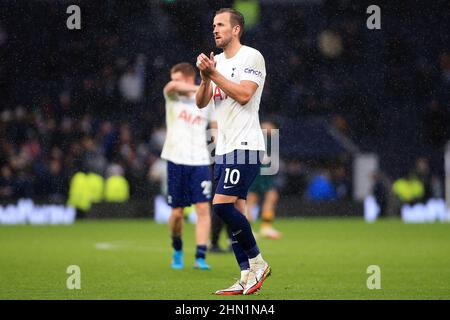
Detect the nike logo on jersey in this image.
<box><xmin>223</xmin><ymin>185</ymin><xmax>235</xmax><ymax>189</ymax></box>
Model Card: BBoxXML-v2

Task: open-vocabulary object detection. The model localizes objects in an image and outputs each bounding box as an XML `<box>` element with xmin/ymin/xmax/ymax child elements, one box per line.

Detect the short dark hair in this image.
<box><xmin>170</xmin><ymin>62</ymin><xmax>195</xmax><ymax>77</ymax></box>
<box><xmin>215</xmin><ymin>8</ymin><xmax>245</xmax><ymax>38</ymax></box>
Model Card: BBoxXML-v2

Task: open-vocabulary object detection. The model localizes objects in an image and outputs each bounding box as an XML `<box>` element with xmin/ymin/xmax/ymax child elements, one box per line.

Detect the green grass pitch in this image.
<box><xmin>1</xmin><ymin>217</ymin><xmax>450</xmax><ymax>299</ymax></box>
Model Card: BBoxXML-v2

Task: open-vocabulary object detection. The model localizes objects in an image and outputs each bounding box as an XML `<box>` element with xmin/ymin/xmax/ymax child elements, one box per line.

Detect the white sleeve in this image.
<box><xmin>240</xmin><ymin>51</ymin><xmax>266</xmax><ymax>87</ymax></box>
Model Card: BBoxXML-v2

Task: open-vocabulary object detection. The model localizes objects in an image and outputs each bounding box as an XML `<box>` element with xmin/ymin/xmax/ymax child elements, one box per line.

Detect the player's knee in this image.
<box><xmin>247</xmin><ymin>192</ymin><xmax>259</xmax><ymax>205</ymax></box>
<box><xmin>171</xmin><ymin>208</ymin><xmax>184</xmax><ymax>219</ymax></box>
<box><xmin>213</xmin><ymin>193</ymin><xmax>237</xmax><ymax>205</ymax></box>
<box><xmin>212</xmin><ymin>203</ymin><xmax>232</xmax><ymax>221</ymax></box>
<box><xmin>266</xmin><ymin>189</ymin><xmax>279</xmax><ymax>203</ymax></box>
<box><xmin>195</xmin><ymin>202</ymin><xmax>210</xmax><ymax>217</ymax></box>
<box><xmin>235</xmin><ymin>200</ymin><xmax>247</xmax><ymax>215</ymax></box>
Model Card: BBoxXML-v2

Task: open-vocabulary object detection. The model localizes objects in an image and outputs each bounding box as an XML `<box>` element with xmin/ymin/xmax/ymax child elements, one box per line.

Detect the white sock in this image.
<box><xmin>240</xmin><ymin>269</ymin><xmax>249</xmax><ymax>283</ymax></box>
<box><xmin>249</xmin><ymin>253</ymin><xmax>264</xmax><ymax>266</ymax></box>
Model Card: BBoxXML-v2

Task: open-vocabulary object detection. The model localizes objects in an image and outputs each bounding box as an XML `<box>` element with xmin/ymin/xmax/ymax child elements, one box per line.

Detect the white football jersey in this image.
<box><xmin>161</xmin><ymin>92</ymin><xmax>214</xmax><ymax>165</ymax></box>
<box><xmin>211</xmin><ymin>45</ymin><xmax>266</xmax><ymax>155</ymax></box>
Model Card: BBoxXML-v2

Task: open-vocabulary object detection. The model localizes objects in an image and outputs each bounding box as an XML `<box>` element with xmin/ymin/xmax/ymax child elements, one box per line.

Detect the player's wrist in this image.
<box><xmin>208</xmin><ymin>69</ymin><xmax>218</xmax><ymax>80</ymax></box>
<box><xmin>200</xmin><ymin>77</ymin><xmax>211</xmax><ymax>84</ymax></box>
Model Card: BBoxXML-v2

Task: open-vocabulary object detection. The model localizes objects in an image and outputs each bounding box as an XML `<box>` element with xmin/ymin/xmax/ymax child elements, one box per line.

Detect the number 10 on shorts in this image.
<box><xmin>224</xmin><ymin>168</ymin><xmax>240</xmax><ymax>184</ymax></box>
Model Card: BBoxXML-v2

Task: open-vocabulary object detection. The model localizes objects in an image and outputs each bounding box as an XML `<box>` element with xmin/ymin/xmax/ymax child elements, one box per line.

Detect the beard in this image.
<box><xmin>215</xmin><ymin>36</ymin><xmax>232</xmax><ymax>49</ymax></box>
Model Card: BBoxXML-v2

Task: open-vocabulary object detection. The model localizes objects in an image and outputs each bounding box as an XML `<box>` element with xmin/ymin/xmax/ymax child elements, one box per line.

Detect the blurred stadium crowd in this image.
<box><xmin>1</xmin><ymin>0</ymin><xmax>449</xmax><ymax>209</ymax></box>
